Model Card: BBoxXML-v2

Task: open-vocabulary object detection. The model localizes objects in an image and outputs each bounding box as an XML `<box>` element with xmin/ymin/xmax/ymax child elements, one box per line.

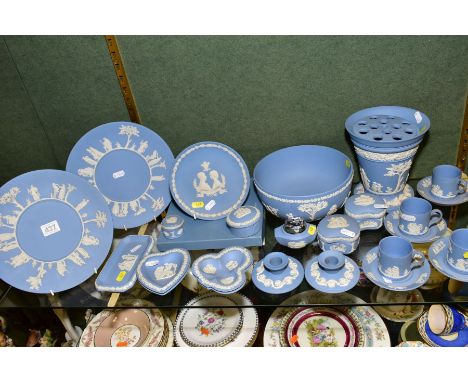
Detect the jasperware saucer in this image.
<box><xmin>67</xmin><ymin>121</ymin><xmax>174</xmax><ymax>229</ymax></box>
<box><xmin>263</xmin><ymin>290</ymin><xmax>390</xmax><ymax>347</ymax></box>
<box><xmin>362</xmin><ymin>246</ymin><xmax>430</xmax><ymax>291</ymax></box>
<box><xmin>428</xmin><ymin>237</ymin><xmax>468</xmax><ymax>282</ymax></box>
<box><xmin>304</xmin><ymin>254</ymin><xmax>360</xmax><ymax>294</ymax></box>
<box><xmin>0</xmin><ymin>169</ymin><xmax>113</xmax><ymax>294</ymax></box>
<box><xmin>417</xmin><ymin>176</ymin><xmax>468</xmax><ymax>206</ymax></box>
<box><xmin>170</xmin><ymin>142</ymin><xmax>250</xmax><ymax>220</ymax></box>
<box><xmin>384</xmin><ymin>208</ymin><xmax>447</xmax><ymax>244</ymax></box>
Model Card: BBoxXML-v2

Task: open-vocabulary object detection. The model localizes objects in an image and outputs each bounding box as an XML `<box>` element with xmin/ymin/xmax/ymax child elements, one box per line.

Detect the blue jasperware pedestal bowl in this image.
<box><xmin>253</xmin><ymin>145</ymin><xmax>353</xmax><ymax>221</ymax></box>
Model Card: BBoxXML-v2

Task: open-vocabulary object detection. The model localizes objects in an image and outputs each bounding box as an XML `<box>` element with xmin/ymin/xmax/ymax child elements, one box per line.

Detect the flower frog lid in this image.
<box><xmin>344</xmin><ymin>193</ymin><xmax>387</xmax><ymax>219</ymax></box>
<box><xmin>226</xmin><ymin>205</ymin><xmax>261</xmax><ymax>228</ymax></box>
<box><xmin>317</xmin><ymin>214</ymin><xmax>360</xmax><ymax>243</ymax></box>
<box><xmin>161</xmin><ymin>214</ymin><xmax>184</xmax><ymax>230</ymax></box>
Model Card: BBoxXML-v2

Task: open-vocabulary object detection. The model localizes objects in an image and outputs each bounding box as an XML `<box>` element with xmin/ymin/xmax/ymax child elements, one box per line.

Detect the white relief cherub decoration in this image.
<box><xmin>193</xmin><ymin>161</ymin><xmax>227</xmax><ymax>197</ymax></box>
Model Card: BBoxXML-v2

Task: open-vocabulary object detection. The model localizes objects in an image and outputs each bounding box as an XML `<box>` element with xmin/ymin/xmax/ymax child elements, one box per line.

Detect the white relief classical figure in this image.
<box><xmin>431</xmin><ymin>240</ymin><xmax>446</xmax><ymax>255</ymax></box>
<box><xmin>154</xmin><ymin>263</ymin><xmax>178</xmax><ymax>280</ymax></box>
<box><xmin>326</xmin><ymin>216</ymin><xmax>349</xmax><ymax>229</ymax></box>
<box><xmin>431</xmin><ymin>184</ymin><xmax>444</xmax><ymax>197</ymax></box>
<box><xmin>297</xmin><ymin>200</ymin><xmax>328</xmax><ymax>220</ymax></box>
<box><xmin>193</xmin><ymin>162</ymin><xmax>227</xmax><ymax>197</ymax></box>
<box><xmin>101</xmin><ymin>137</ymin><xmax>113</xmax><ymax>152</ymax></box>
<box><xmin>220</xmin><ymin>277</ymin><xmax>235</xmax><ymax>285</ymax></box>
<box><xmin>354</xmin><ymin>194</ymin><xmax>375</xmax><ymax>206</ymax></box>
<box><xmin>384</xmin><ymin>160</ymin><xmax>413</xmax><ymax>193</ymax></box>
<box><xmin>421</xmin><ymin>177</ymin><xmax>431</xmax><ymax>188</ymax></box>
<box><xmin>225</xmin><ymin>260</ymin><xmax>239</xmax><ymax>271</ymax></box>
<box><xmin>202</xmin><ymin>264</ymin><xmax>217</xmax><ymax>274</ymax></box>
<box><xmin>327</xmin><ymin>204</ymin><xmax>338</xmax><ymax>216</ymax></box>
<box><xmin>402</xmin><ymin>222</ymin><xmax>424</xmax><ymax>235</ymax></box>
<box><xmin>118</xmin><ymin>254</ymin><xmax>139</xmax><ymax>272</ymax></box>
<box><xmin>287</xmin><ymin>241</ymin><xmax>307</xmax><ymax>249</ymax></box>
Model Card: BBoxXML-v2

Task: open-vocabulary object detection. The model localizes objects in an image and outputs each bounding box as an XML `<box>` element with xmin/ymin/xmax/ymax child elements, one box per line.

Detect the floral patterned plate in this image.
<box><xmin>370</xmin><ymin>286</ymin><xmax>424</xmax><ymax>323</ymax></box>
<box><xmin>279</xmin><ymin>307</ymin><xmax>364</xmax><ymax>347</ymax></box>
<box><xmin>79</xmin><ymin>308</ymin><xmax>166</xmax><ymax>347</ymax></box>
<box><xmin>417</xmin><ymin>176</ymin><xmax>468</xmax><ymax>206</ymax></box>
<box><xmin>175</xmin><ymin>294</ymin><xmax>244</xmax><ymax>347</ymax></box>
<box><xmin>67</xmin><ymin>122</ymin><xmax>174</xmax><ymax>229</ymax></box>
<box><xmin>362</xmin><ymin>246</ymin><xmax>430</xmax><ymax>291</ymax></box>
<box><xmin>263</xmin><ymin>290</ymin><xmax>390</xmax><ymax>347</ymax></box>
<box><xmin>0</xmin><ymin>170</ymin><xmax>113</xmax><ymax>294</ymax></box>
<box><xmin>384</xmin><ymin>207</ymin><xmax>447</xmax><ymax>244</ymax></box>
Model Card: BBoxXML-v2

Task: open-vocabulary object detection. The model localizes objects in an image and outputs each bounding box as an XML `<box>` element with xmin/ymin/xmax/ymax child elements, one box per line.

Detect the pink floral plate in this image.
<box><xmin>280</xmin><ymin>307</ymin><xmax>364</xmax><ymax>347</ymax></box>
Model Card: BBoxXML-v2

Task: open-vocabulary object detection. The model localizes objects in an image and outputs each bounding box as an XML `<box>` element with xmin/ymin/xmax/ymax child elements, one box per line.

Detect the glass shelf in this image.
<box><xmin>0</xmin><ymin>219</ymin><xmax>466</xmax><ymax>310</ymax></box>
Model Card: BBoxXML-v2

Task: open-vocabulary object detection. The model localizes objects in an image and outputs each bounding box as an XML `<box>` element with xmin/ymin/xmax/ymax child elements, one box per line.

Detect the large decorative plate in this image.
<box><xmin>95</xmin><ymin>235</ymin><xmax>154</xmax><ymax>293</ymax></box>
<box><xmin>170</xmin><ymin>142</ymin><xmax>250</xmax><ymax>220</ymax></box>
<box><xmin>66</xmin><ymin>122</ymin><xmax>174</xmax><ymax>229</ymax></box>
<box><xmin>0</xmin><ymin>170</ymin><xmax>113</xmax><ymax>294</ymax></box>
<box><xmin>280</xmin><ymin>307</ymin><xmax>364</xmax><ymax>347</ymax></box>
<box><xmin>263</xmin><ymin>290</ymin><xmax>390</xmax><ymax>347</ymax></box>
<box><xmin>175</xmin><ymin>294</ymin><xmax>244</xmax><ymax>347</ymax></box>
<box><xmin>79</xmin><ymin>308</ymin><xmax>166</xmax><ymax>347</ymax></box>
<box><xmin>370</xmin><ymin>286</ymin><xmax>424</xmax><ymax>323</ymax></box>
<box><xmin>175</xmin><ymin>292</ymin><xmax>259</xmax><ymax>347</ymax></box>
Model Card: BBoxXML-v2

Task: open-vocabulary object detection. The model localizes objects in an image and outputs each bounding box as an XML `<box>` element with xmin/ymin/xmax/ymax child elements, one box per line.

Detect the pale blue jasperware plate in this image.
<box><xmin>170</xmin><ymin>142</ymin><xmax>250</xmax><ymax>220</ymax></box>
<box><xmin>0</xmin><ymin>170</ymin><xmax>113</xmax><ymax>294</ymax></box>
<box><xmin>66</xmin><ymin>121</ymin><xmax>174</xmax><ymax>229</ymax></box>
<box><xmin>95</xmin><ymin>235</ymin><xmax>154</xmax><ymax>293</ymax></box>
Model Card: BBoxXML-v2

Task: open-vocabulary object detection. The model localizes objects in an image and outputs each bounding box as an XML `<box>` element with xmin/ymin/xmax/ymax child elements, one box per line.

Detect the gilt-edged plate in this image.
<box><xmin>79</xmin><ymin>307</ymin><xmax>166</xmax><ymax>347</ymax></box>
<box><xmin>279</xmin><ymin>307</ymin><xmax>365</xmax><ymax>347</ymax></box>
<box><xmin>95</xmin><ymin>235</ymin><xmax>154</xmax><ymax>293</ymax></box>
<box><xmin>191</xmin><ymin>247</ymin><xmax>253</xmax><ymax>294</ymax></box>
<box><xmin>175</xmin><ymin>292</ymin><xmax>259</xmax><ymax>347</ymax></box>
<box><xmin>0</xmin><ymin>170</ymin><xmax>113</xmax><ymax>294</ymax></box>
<box><xmin>264</xmin><ymin>290</ymin><xmax>390</xmax><ymax>347</ymax></box>
<box><xmin>137</xmin><ymin>248</ymin><xmax>191</xmax><ymax>295</ymax></box>
<box><xmin>66</xmin><ymin>121</ymin><xmax>174</xmax><ymax>229</ymax></box>
<box><xmin>170</xmin><ymin>142</ymin><xmax>250</xmax><ymax>220</ymax></box>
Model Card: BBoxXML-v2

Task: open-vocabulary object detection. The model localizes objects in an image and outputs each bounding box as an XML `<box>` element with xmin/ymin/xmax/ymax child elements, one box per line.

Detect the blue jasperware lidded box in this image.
<box><xmin>317</xmin><ymin>214</ymin><xmax>360</xmax><ymax>254</ymax></box>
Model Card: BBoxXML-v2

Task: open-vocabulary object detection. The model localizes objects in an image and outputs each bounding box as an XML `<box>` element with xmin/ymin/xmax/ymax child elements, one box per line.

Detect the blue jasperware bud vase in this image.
<box><xmin>345</xmin><ymin>106</ymin><xmax>431</xmax><ymax>196</ymax></box>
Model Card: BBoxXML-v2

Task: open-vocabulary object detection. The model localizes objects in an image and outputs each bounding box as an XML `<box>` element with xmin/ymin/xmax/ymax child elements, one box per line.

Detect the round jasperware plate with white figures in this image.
<box><xmin>0</xmin><ymin>169</ymin><xmax>113</xmax><ymax>294</ymax></box>
<box><xmin>67</xmin><ymin>121</ymin><xmax>174</xmax><ymax>229</ymax></box>
<box><xmin>170</xmin><ymin>142</ymin><xmax>250</xmax><ymax>220</ymax></box>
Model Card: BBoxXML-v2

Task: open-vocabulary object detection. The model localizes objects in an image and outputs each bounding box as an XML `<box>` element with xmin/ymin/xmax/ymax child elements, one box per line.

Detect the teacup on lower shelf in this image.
<box><xmin>427</xmin><ymin>304</ymin><xmax>466</xmax><ymax>336</ymax></box>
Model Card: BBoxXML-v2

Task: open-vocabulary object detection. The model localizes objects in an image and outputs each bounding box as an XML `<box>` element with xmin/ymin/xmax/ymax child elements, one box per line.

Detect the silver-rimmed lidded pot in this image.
<box><xmin>274</xmin><ymin>217</ymin><xmax>317</xmax><ymax>249</ymax></box>
<box><xmin>226</xmin><ymin>205</ymin><xmax>262</xmax><ymax>238</ymax></box>
<box><xmin>161</xmin><ymin>215</ymin><xmax>184</xmax><ymax>239</ymax></box>
<box><xmin>344</xmin><ymin>193</ymin><xmax>386</xmax><ymax>231</ymax></box>
<box><xmin>317</xmin><ymin>214</ymin><xmax>360</xmax><ymax>254</ymax></box>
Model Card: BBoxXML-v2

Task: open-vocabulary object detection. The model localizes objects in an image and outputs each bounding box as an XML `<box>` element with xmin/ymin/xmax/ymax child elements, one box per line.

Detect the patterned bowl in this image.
<box><xmin>253</xmin><ymin>145</ymin><xmax>353</xmax><ymax>221</ymax></box>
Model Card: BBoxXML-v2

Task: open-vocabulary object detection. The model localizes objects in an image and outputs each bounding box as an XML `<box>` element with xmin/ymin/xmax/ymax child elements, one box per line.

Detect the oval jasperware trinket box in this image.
<box><xmin>346</xmin><ymin>106</ymin><xmax>430</xmax><ymax>196</ymax></box>
<box><xmin>344</xmin><ymin>193</ymin><xmax>386</xmax><ymax>231</ymax></box>
<box><xmin>252</xmin><ymin>252</ymin><xmax>304</xmax><ymax>294</ymax></box>
<box><xmin>274</xmin><ymin>217</ymin><xmax>317</xmax><ymax>249</ymax></box>
<box><xmin>226</xmin><ymin>205</ymin><xmax>262</xmax><ymax>238</ymax></box>
<box><xmin>254</xmin><ymin>145</ymin><xmax>353</xmax><ymax>221</ymax></box>
<box><xmin>160</xmin><ymin>214</ymin><xmax>184</xmax><ymax>239</ymax></box>
<box><xmin>317</xmin><ymin>214</ymin><xmax>360</xmax><ymax>254</ymax></box>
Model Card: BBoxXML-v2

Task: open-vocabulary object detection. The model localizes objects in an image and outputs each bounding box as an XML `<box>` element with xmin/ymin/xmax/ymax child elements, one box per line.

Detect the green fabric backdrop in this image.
<box><xmin>1</xmin><ymin>36</ymin><xmax>468</xmax><ymax>222</ymax></box>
